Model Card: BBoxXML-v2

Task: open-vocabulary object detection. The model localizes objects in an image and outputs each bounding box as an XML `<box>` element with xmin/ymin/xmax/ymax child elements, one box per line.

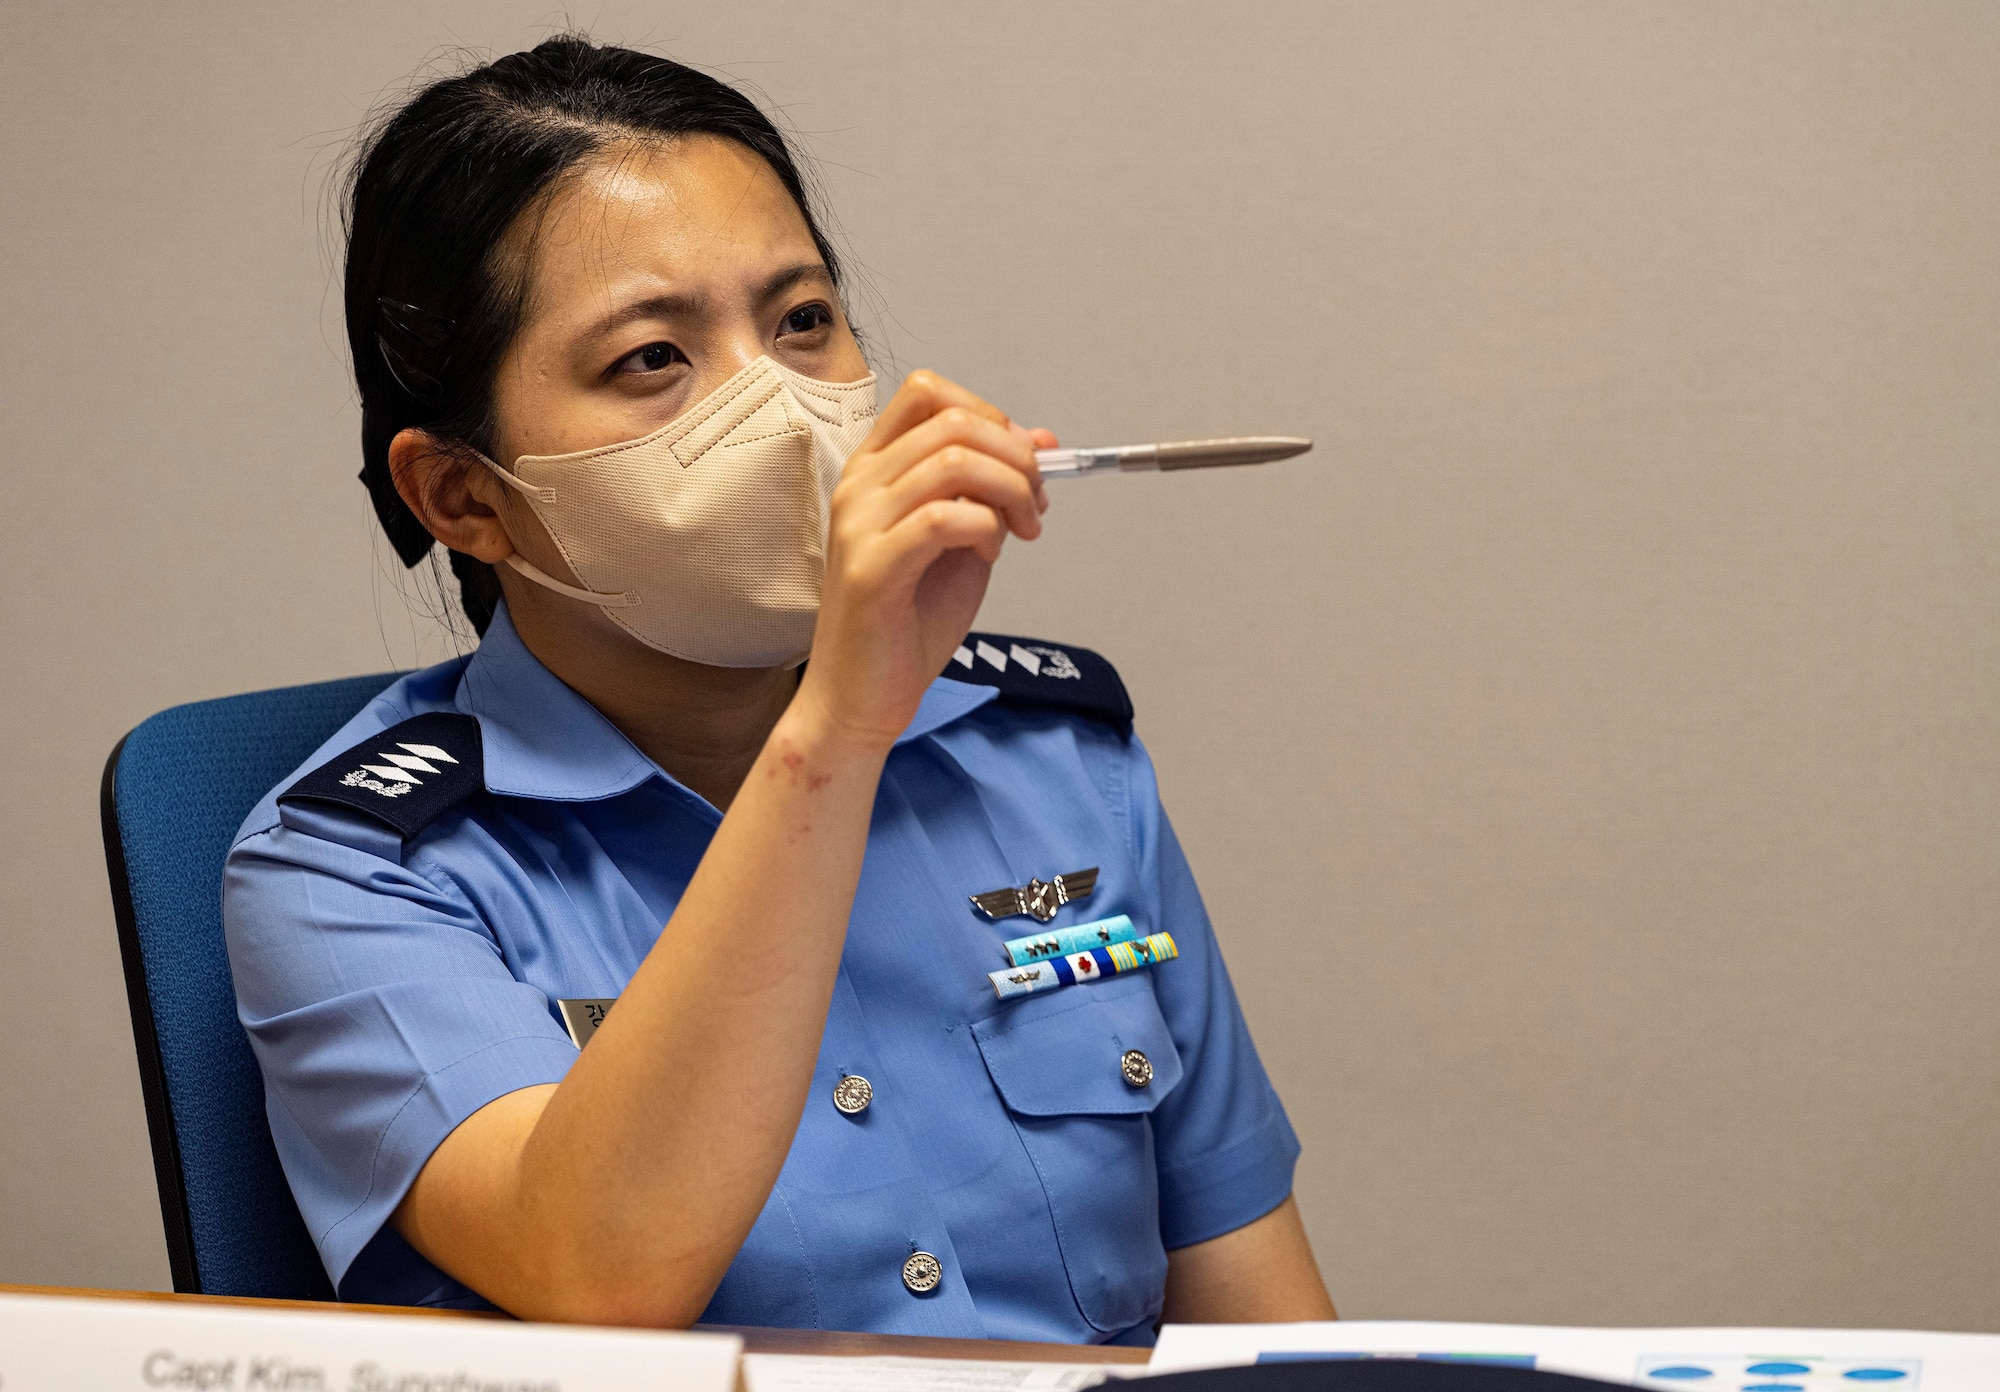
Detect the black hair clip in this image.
<box><xmin>375</xmin><ymin>297</ymin><xmax>456</xmax><ymax>406</ymax></box>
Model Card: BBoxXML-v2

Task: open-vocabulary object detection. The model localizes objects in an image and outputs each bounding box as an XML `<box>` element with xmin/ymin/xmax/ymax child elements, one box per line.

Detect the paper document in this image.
<box><xmin>743</xmin><ymin>1353</ymin><xmax>1138</xmax><ymax>1392</ymax></box>
<box><xmin>1152</xmin><ymin>1321</ymin><xmax>2000</xmax><ymax>1390</ymax></box>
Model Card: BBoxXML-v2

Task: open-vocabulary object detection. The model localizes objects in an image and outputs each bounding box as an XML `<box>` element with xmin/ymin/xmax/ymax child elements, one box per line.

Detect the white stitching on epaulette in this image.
<box><xmin>398</xmin><ymin>742</ymin><xmax>456</xmax><ymax>763</ymax></box>
<box><xmin>340</xmin><ymin>770</ymin><xmax>415</xmax><ymax>799</ymax></box>
<box><xmin>1023</xmin><ymin>645</ymin><xmax>1082</xmax><ymax>680</ymax></box>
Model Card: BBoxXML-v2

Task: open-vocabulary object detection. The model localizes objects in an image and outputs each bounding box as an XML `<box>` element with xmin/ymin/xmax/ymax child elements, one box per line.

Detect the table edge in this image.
<box><xmin>0</xmin><ymin>1285</ymin><xmax>1151</xmax><ymax>1364</ymax></box>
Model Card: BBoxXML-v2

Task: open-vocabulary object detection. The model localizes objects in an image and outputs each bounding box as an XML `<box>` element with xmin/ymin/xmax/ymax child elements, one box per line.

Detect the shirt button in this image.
<box><xmin>831</xmin><ymin>1074</ymin><xmax>873</xmax><ymax>1115</ymax></box>
<box><xmin>902</xmin><ymin>1251</ymin><xmax>943</xmax><ymax>1294</ymax></box>
<box><xmin>1121</xmin><ymin>1049</ymin><xmax>1154</xmax><ymax>1088</ymax></box>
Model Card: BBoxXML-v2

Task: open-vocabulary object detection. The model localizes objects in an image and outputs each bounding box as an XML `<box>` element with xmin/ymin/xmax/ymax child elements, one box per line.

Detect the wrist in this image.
<box><xmin>775</xmin><ymin>678</ymin><xmax>902</xmax><ymax>763</ymax></box>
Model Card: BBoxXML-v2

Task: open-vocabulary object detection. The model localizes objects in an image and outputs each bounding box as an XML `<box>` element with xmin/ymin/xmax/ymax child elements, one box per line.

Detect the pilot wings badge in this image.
<box><xmin>969</xmin><ymin>867</ymin><xmax>1099</xmax><ymax>923</ymax></box>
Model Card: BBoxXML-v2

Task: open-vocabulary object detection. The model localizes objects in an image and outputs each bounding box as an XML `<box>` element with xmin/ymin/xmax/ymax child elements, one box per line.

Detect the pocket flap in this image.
<box><xmin>972</xmin><ymin>978</ymin><xmax>1183</xmax><ymax>1116</ymax></box>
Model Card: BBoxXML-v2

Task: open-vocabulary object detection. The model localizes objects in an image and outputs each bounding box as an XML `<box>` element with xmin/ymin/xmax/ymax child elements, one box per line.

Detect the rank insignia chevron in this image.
<box><xmin>279</xmin><ymin>711</ymin><xmax>485</xmax><ymax>839</ymax></box>
<box><xmin>939</xmin><ymin>632</ymin><xmax>1134</xmax><ymax>731</ymax></box>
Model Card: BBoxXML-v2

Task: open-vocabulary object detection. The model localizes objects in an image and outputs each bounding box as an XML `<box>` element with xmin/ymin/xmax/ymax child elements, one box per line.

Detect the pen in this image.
<box><xmin>1033</xmin><ymin>435</ymin><xmax>1312</xmax><ymax>478</ymax></box>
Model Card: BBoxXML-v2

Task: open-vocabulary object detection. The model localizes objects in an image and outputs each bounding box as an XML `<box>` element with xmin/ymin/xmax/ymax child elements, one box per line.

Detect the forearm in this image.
<box><xmin>398</xmin><ymin>698</ymin><xmax>890</xmax><ymax>1323</ymax></box>
<box><xmin>1162</xmin><ymin>1196</ymin><xmax>1338</xmax><ymax>1324</ymax></box>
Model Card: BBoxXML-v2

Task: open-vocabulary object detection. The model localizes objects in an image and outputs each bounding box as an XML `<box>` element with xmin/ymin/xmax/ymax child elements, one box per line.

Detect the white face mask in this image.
<box><xmin>481</xmin><ymin>356</ymin><xmax>877</xmax><ymax>668</ymax></box>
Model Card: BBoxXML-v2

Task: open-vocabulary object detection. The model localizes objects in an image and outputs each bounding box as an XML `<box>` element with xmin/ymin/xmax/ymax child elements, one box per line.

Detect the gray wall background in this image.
<box><xmin>4</xmin><ymin>0</ymin><xmax>1998</xmax><ymax>1331</ymax></box>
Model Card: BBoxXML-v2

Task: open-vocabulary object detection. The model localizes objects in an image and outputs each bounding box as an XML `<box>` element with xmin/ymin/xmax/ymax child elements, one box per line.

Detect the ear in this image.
<box><xmin>388</xmin><ymin>430</ymin><xmax>517</xmax><ymax>565</ymax></box>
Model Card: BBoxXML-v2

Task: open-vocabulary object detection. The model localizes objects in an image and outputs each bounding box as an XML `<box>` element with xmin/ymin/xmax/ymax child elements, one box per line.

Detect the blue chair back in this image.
<box><xmin>101</xmin><ymin>673</ymin><xmax>401</xmax><ymax>1298</ymax></box>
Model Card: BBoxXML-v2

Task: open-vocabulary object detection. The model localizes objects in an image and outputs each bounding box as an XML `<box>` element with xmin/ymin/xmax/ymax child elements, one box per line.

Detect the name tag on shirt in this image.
<box><xmin>558</xmin><ymin>997</ymin><xmax>617</xmax><ymax>1048</ymax></box>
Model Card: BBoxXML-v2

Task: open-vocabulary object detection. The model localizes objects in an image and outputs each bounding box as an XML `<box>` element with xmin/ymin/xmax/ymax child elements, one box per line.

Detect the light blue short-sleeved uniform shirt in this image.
<box><xmin>222</xmin><ymin>604</ymin><xmax>1298</xmax><ymax>1343</ymax></box>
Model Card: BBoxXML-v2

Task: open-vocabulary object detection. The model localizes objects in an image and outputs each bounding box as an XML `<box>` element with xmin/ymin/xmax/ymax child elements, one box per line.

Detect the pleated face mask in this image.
<box><xmin>482</xmin><ymin>356</ymin><xmax>877</xmax><ymax>668</ymax></box>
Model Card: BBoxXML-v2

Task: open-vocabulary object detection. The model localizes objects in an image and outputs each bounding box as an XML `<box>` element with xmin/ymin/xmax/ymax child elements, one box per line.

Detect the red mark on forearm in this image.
<box><xmin>774</xmin><ymin>748</ymin><xmax>831</xmax><ymax>791</ymax></box>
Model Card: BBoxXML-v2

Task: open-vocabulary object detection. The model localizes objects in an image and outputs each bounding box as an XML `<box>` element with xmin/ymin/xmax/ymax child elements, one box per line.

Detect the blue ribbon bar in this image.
<box><xmin>989</xmin><ymin>931</ymin><xmax>1180</xmax><ymax>999</ymax></box>
<box><xmin>1003</xmin><ymin>913</ymin><xmax>1141</xmax><ymax>966</ymax></box>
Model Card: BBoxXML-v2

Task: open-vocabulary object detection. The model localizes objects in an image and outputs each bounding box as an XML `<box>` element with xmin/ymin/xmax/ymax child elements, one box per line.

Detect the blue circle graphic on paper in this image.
<box><xmin>1844</xmin><ymin>1372</ymin><xmax>1908</xmax><ymax>1382</ymax></box>
<box><xmin>1646</xmin><ymin>1369</ymin><xmax>1714</xmax><ymax>1381</ymax></box>
<box><xmin>1747</xmin><ymin>1367</ymin><xmax>1812</xmax><ymax>1377</ymax></box>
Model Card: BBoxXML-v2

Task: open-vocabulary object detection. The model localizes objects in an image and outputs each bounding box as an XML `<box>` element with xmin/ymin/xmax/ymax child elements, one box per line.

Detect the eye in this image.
<box><xmin>779</xmin><ymin>303</ymin><xmax>834</xmax><ymax>337</ymax></box>
<box><xmin>612</xmin><ymin>341</ymin><xmax>685</xmax><ymax>375</ymax></box>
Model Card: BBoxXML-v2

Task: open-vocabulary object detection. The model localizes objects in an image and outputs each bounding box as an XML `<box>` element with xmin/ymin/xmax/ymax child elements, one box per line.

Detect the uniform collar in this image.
<box><xmin>455</xmin><ymin>604</ymin><xmax>999</xmax><ymax>803</ymax></box>
<box><xmin>454</xmin><ymin>605</ymin><xmax>659</xmax><ymax>802</ymax></box>
<box><xmin>904</xmin><ymin>676</ymin><xmax>1001</xmax><ymax>740</ymax></box>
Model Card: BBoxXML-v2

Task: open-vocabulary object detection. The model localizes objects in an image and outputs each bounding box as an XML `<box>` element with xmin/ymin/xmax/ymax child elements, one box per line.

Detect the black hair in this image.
<box><xmin>344</xmin><ymin>34</ymin><xmax>845</xmax><ymax>634</ymax></box>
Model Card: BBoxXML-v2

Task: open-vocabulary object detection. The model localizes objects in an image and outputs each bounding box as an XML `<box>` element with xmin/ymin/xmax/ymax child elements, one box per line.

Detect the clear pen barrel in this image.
<box><xmin>1034</xmin><ymin>448</ymin><xmax>1125</xmax><ymax>477</ymax></box>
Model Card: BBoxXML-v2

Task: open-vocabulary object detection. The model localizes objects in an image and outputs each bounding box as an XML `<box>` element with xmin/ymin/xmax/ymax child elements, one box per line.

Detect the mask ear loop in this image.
<box><xmin>499</xmin><ymin>553</ymin><xmax>640</xmax><ymax>609</ymax></box>
<box><xmin>477</xmin><ymin>452</ymin><xmax>641</xmax><ymax>610</ymax></box>
<box><xmin>478</xmin><ymin>452</ymin><xmax>555</xmax><ymax>503</ymax></box>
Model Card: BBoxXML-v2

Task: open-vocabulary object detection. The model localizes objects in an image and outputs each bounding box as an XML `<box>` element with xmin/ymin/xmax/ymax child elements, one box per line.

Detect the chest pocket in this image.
<box><xmin>972</xmin><ymin>975</ymin><xmax>1183</xmax><ymax>1334</ymax></box>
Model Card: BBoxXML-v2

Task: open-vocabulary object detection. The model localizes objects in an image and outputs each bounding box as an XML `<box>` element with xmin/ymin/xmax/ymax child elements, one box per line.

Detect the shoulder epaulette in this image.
<box><xmin>940</xmin><ymin>632</ymin><xmax>1133</xmax><ymax>732</ymax></box>
<box><xmin>278</xmin><ymin>712</ymin><xmax>485</xmax><ymax>839</ymax></box>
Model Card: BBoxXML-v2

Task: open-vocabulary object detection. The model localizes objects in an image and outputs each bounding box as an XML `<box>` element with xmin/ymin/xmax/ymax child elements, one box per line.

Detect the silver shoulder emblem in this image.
<box><xmin>969</xmin><ymin>867</ymin><xmax>1099</xmax><ymax>922</ymax></box>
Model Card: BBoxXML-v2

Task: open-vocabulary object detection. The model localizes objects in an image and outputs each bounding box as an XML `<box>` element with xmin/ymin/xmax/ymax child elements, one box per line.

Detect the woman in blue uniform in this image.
<box><xmin>224</xmin><ymin>36</ymin><xmax>1335</xmax><ymax>1340</ymax></box>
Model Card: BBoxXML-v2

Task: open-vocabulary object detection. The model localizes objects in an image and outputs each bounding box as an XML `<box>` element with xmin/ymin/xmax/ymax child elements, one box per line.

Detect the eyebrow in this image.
<box><xmin>583</xmin><ymin>262</ymin><xmax>835</xmax><ymax>341</ymax></box>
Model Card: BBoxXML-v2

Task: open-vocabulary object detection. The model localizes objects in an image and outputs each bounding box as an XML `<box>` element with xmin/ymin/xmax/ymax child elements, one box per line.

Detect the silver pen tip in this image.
<box><xmin>1154</xmin><ymin>436</ymin><xmax>1314</xmax><ymax>470</ymax></box>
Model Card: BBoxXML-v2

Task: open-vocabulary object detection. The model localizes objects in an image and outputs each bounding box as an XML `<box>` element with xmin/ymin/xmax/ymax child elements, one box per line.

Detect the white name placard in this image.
<box><xmin>0</xmin><ymin>1293</ymin><xmax>741</xmax><ymax>1392</ymax></box>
